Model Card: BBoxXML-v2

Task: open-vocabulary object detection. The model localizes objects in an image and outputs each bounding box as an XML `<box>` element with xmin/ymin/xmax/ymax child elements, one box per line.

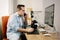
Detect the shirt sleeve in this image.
<box><xmin>7</xmin><ymin>15</ymin><xmax>20</xmax><ymax>32</ymax></box>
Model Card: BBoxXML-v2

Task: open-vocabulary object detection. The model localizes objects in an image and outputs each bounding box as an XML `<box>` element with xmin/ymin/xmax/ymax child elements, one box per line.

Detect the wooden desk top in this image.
<box><xmin>25</xmin><ymin>28</ymin><xmax>59</xmax><ymax>40</ymax></box>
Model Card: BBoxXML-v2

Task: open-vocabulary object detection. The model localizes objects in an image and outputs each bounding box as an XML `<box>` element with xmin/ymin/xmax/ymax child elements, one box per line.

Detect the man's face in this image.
<box><xmin>18</xmin><ymin>7</ymin><xmax>25</xmax><ymax>16</ymax></box>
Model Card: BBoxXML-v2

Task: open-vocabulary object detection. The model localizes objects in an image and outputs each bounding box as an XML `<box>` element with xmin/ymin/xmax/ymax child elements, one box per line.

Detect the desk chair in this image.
<box><xmin>2</xmin><ymin>16</ymin><xmax>9</xmax><ymax>40</ymax></box>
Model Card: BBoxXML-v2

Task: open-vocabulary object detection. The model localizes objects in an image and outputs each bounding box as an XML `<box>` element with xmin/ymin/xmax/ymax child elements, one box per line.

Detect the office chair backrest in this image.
<box><xmin>2</xmin><ymin>16</ymin><xmax>9</xmax><ymax>39</ymax></box>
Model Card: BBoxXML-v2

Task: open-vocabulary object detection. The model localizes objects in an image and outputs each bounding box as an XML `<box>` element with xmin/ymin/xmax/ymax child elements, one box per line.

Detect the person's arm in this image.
<box><xmin>7</xmin><ymin>15</ymin><xmax>34</xmax><ymax>33</ymax></box>
<box><xmin>17</xmin><ymin>28</ymin><xmax>27</xmax><ymax>33</ymax></box>
<box><xmin>17</xmin><ymin>28</ymin><xmax>34</xmax><ymax>33</ymax></box>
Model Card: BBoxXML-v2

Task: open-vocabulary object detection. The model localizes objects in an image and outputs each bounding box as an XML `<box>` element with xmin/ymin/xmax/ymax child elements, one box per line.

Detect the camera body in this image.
<box><xmin>31</xmin><ymin>20</ymin><xmax>38</xmax><ymax>29</ymax></box>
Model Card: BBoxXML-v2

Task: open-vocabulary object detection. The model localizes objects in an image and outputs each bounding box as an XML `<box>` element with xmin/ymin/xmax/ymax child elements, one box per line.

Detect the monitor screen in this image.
<box><xmin>45</xmin><ymin>4</ymin><xmax>55</xmax><ymax>27</ymax></box>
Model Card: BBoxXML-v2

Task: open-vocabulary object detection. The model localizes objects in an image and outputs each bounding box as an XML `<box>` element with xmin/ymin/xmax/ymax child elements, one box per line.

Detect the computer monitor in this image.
<box><xmin>45</xmin><ymin>4</ymin><xmax>54</xmax><ymax>27</ymax></box>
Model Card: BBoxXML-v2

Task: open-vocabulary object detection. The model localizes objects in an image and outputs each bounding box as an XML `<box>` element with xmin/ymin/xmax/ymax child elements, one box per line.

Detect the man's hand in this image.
<box><xmin>17</xmin><ymin>28</ymin><xmax>34</xmax><ymax>33</ymax></box>
<box><xmin>27</xmin><ymin>28</ymin><xmax>34</xmax><ymax>33</ymax></box>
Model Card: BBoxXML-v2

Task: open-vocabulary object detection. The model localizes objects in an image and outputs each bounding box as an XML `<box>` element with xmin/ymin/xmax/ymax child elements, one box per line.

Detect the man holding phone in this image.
<box><xmin>7</xmin><ymin>4</ymin><xmax>34</xmax><ymax>40</ymax></box>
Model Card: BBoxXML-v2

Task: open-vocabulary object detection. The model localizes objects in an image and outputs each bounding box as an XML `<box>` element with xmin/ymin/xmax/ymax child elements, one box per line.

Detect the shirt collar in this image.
<box><xmin>16</xmin><ymin>12</ymin><xmax>23</xmax><ymax>17</ymax></box>
<box><xmin>16</xmin><ymin>12</ymin><xmax>19</xmax><ymax>17</ymax></box>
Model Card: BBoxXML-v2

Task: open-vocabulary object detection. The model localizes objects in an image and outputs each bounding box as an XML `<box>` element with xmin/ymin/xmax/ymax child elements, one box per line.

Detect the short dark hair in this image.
<box><xmin>17</xmin><ymin>4</ymin><xmax>25</xmax><ymax>10</ymax></box>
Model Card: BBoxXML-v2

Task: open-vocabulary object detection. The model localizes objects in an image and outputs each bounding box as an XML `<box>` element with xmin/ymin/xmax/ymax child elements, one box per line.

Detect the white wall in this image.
<box><xmin>43</xmin><ymin>0</ymin><xmax>54</xmax><ymax>8</ymax></box>
<box><xmin>9</xmin><ymin>0</ymin><xmax>14</xmax><ymax>15</ymax></box>
<box><xmin>43</xmin><ymin>0</ymin><xmax>60</xmax><ymax>32</ymax></box>
<box><xmin>54</xmin><ymin>0</ymin><xmax>60</xmax><ymax>32</ymax></box>
<box><xmin>0</xmin><ymin>0</ymin><xmax>17</xmax><ymax>22</ymax></box>
<box><xmin>31</xmin><ymin>0</ymin><xmax>43</xmax><ymax>11</ymax></box>
<box><xmin>17</xmin><ymin>0</ymin><xmax>44</xmax><ymax>24</ymax></box>
<box><xmin>0</xmin><ymin>0</ymin><xmax>17</xmax><ymax>24</ymax></box>
<box><xmin>0</xmin><ymin>0</ymin><xmax>9</xmax><ymax>17</ymax></box>
<box><xmin>9</xmin><ymin>0</ymin><xmax>17</xmax><ymax>15</ymax></box>
<box><xmin>17</xmin><ymin>0</ymin><xmax>43</xmax><ymax>11</ymax></box>
<box><xmin>0</xmin><ymin>0</ymin><xmax>9</xmax><ymax>25</ymax></box>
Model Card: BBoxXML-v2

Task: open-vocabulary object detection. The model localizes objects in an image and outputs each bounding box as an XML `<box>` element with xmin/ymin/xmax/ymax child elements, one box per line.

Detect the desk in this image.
<box><xmin>25</xmin><ymin>29</ymin><xmax>59</xmax><ymax>40</ymax></box>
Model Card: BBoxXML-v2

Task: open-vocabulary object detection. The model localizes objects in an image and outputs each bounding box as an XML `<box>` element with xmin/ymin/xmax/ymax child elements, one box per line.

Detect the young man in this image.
<box><xmin>7</xmin><ymin>4</ymin><xmax>34</xmax><ymax>40</ymax></box>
